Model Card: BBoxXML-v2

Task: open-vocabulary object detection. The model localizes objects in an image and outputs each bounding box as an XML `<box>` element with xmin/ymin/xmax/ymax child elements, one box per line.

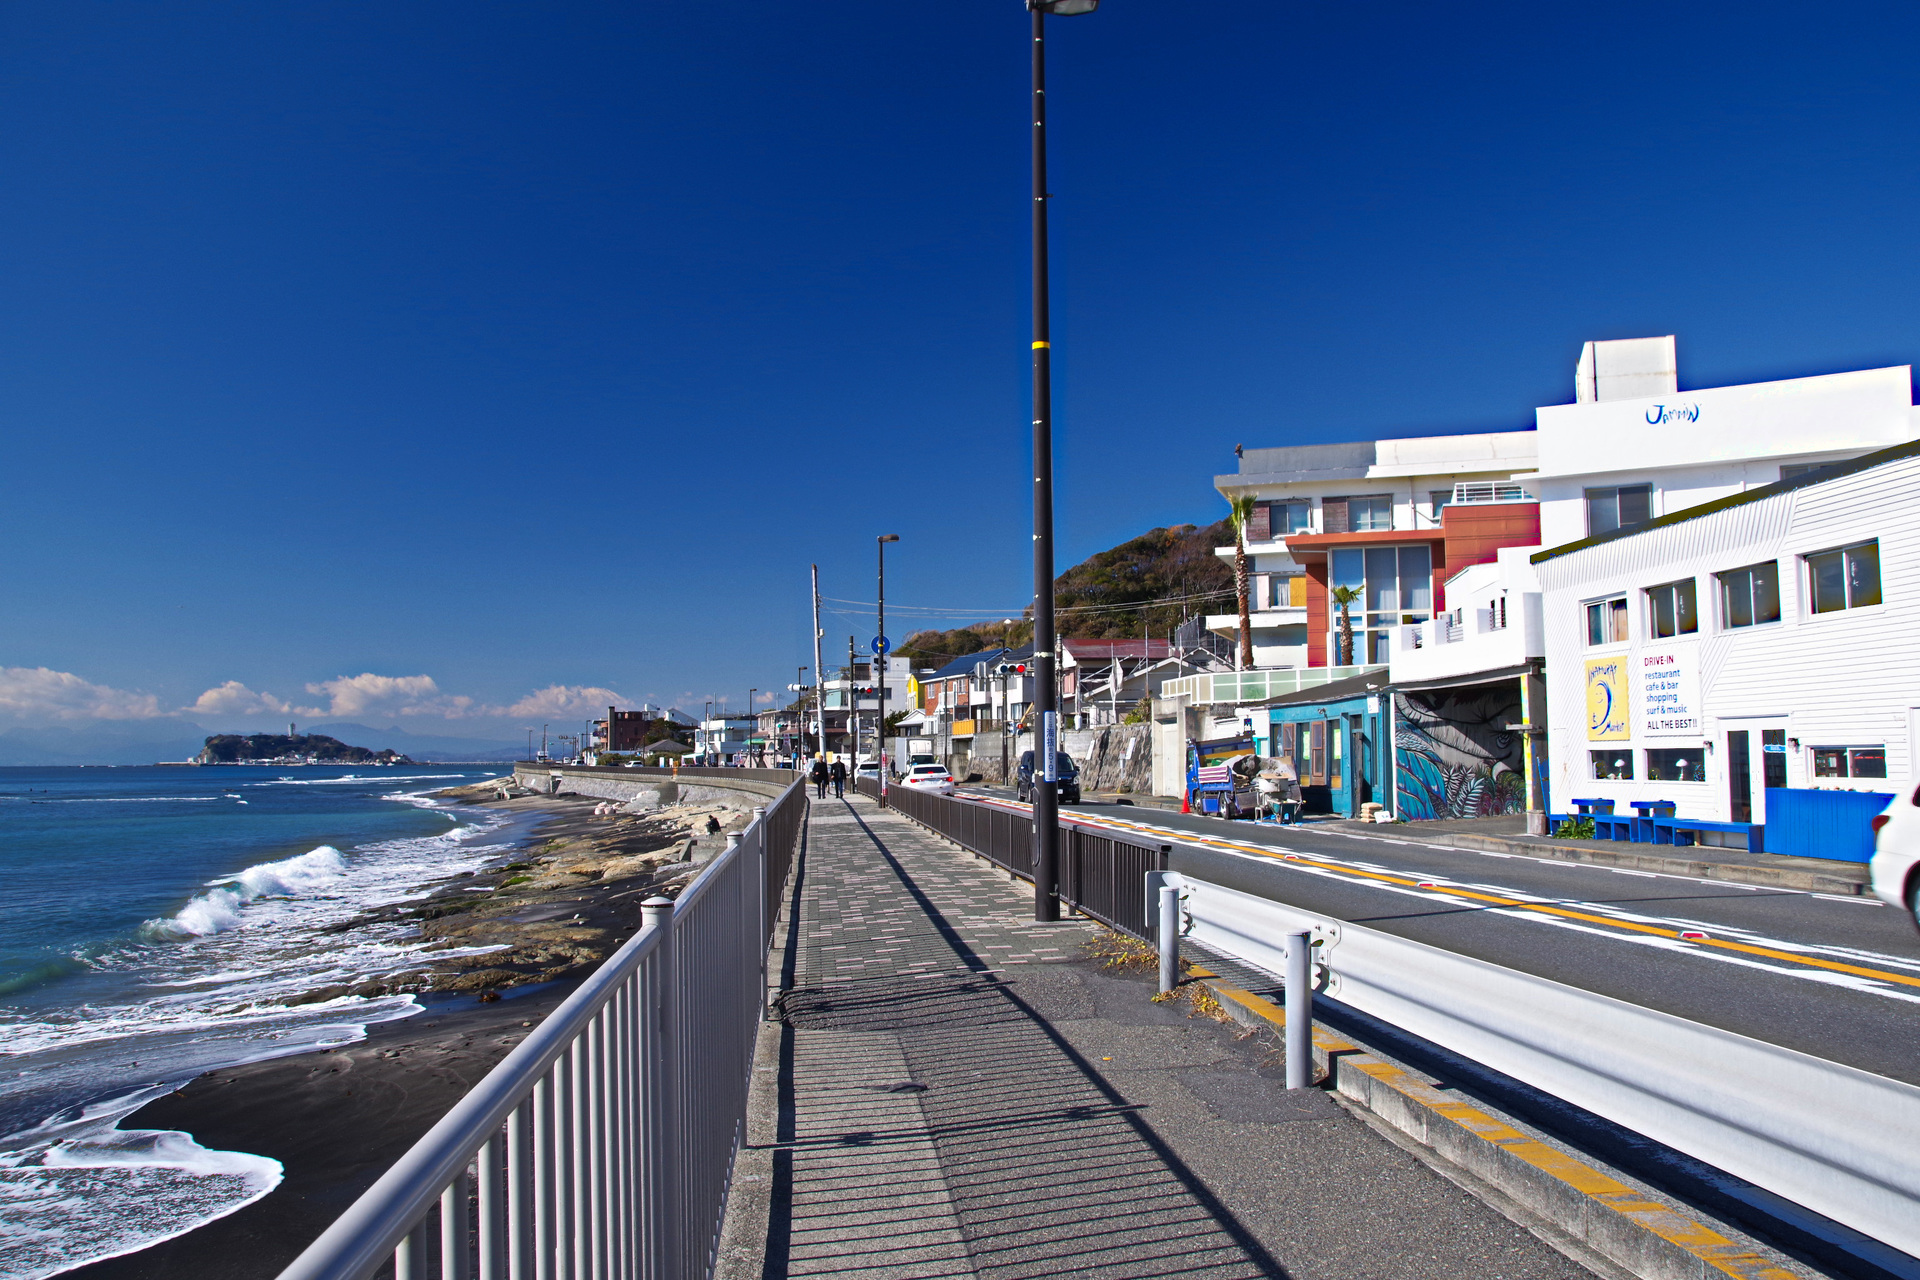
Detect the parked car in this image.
<box><xmin>854</xmin><ymin>761</ymin><xmax>882</xmax><ymax>783</ymax></box>
<box><xmin>1869</xmin><ymin>781</ymin><xmax>1920</xmax><ymax>928</ymax></box>
<box><xmin>1016</xmin><ymin>750</ymin><xmax>1081</xmax><ymax>805</ymax></box>
<box><xmin>900</xmin><ymin>763</ymin><xmax>956</xmax><ymax>795</ymax></box>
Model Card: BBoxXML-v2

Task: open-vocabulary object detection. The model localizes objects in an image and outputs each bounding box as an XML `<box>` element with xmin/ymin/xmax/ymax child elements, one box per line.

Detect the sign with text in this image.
<box><xmin>1585</xmin><ymin>657</ymin><xmax>1630</xmax><ymax>741</ymax></box>
<box><xmin>1637</xmin><ymin>646</ymin><xmax>1701</xmax><ymax>737</ymax></box>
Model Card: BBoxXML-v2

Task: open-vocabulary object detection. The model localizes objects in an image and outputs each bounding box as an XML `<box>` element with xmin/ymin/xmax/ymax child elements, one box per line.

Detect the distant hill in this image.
<box><xmin>895</xmin><ymin>520</ymin><xmax>1234</xmax><ymax>665</ymax></box>
<box><xmin>196</xmin><ymin>733</ymin><xmax>412</xmax><ymax>765</ymax></box>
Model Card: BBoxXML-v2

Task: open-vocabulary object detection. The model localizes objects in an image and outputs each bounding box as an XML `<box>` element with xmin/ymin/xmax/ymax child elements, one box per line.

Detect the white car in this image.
<box><xmin>899</xmin><ymin>764</ymin><xmax>955</xmax><ymax>796</ymax></box>
<box><xmin>1869</xmin><ymin>781</ymin><xmax>1920</xmax><ymax>928</ymax></box>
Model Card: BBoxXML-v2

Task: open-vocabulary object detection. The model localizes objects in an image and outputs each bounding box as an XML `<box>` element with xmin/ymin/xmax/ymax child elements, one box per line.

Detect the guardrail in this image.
<box><xmin>275</xmin><ymin>777</ymin><xmax>808</xmax><ymax>1280</ymax></box>
<box><xmin>866</xmin><ymin>781</ymin><xmax>1166</xmax><ymax>941</ymax></box>
<box><xmin>1167</xmin><ymin>870</ymin><xmax>1920</xmax><ymax>1259</ymax></box>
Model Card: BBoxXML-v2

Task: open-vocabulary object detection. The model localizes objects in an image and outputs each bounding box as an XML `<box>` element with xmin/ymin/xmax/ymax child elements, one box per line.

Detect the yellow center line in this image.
<box><xmin>1050</xmin><ymin>805</ymin><xmax>1920</xmax><ymax>992</ymax></box>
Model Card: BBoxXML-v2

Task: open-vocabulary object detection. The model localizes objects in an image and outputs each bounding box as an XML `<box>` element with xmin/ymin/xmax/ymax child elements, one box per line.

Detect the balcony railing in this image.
<box><xmin>1450</xmin><ymin>481</ymin><xmax>1536</xmax><ymax>505</ymax></box>
<box><xmin>1158</xmin><ymin>665</ymin><xmax>1385</xmax><ymax>706</ymax></box>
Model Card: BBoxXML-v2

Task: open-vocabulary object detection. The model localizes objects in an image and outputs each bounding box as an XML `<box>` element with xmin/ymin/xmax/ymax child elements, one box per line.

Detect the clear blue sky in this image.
<box><xmin>3</xmin><ymin>1</ymin><xmax>1917</xmax><ymax>737</ymax></box>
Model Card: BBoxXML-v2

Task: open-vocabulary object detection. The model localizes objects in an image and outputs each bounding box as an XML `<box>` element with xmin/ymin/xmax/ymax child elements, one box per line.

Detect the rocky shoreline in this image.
<box><xmin>288</xmin><ymin>781</ymin><xmax>759</xmax><ymax>1003</ymax></box>
<box><xmin>61</xmin><ymin>780</ymin><xmax>772</xmax><ymax>1280</ymax></box>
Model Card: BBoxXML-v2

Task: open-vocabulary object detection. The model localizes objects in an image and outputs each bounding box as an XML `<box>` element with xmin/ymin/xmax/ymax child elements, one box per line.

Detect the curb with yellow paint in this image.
<box><xmin>1188</xmin><ymin>965</ymin><xmax>1802</xmax><ymax>1280</ymax></box>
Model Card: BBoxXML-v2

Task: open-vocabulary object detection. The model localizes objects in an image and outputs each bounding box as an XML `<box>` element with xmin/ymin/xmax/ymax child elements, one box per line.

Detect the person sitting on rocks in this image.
<box><xmin>704</xmin><ymin>814</ymin><xmax>722</xmax><ymax>834</ymax></box>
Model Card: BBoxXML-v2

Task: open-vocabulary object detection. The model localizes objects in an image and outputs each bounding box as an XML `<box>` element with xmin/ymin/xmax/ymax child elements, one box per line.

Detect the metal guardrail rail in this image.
<box><xmin>275</xmin><ymin>778</ymin><xmax>808</xmax><ymax>1280</ymax></box>
<box><xmin>864</xmin><ymin>781</ymin><xmax>1166</xmax><ymax>941</ymax></box>
<box><xmin>1168</xmin><ymin>870</ymin><xmax>1920</xmax><ymax>1259</ymax></box>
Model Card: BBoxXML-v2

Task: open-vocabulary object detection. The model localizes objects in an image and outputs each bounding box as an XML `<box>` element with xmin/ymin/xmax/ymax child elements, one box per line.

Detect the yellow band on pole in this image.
<box><xmin>1033</xmin><ymin>341</ymin><xmax>1050</xmax><ymax>349</ymax></box>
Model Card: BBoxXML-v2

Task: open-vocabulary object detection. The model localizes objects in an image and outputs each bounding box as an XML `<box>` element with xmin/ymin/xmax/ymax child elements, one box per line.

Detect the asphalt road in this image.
<box><xmin>961</xmin><ymin>786</ymin><xmax>1920</xmax><ymax>1086</ymax></box>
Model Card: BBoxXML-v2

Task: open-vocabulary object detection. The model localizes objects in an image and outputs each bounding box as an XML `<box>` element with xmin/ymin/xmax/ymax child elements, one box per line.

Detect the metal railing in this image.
<box><xmin>1158</xmin><ymin>665</ymin><xmax>1387</xmax><ymax>707</ymax></box>
<box><xmin>276</xmin><ymin>778</ymin><xmax>808</xmax><ymax>1280</ymax></box>
<box><xmin>1169</xmin><ymin>870</ymin><xmax>1920</xmax><ymax>1261</ymax></box>
<box><xmin>865</xmin><ymin>782</ymin><xmax>1165</xmax><ymax>941</ymax></box>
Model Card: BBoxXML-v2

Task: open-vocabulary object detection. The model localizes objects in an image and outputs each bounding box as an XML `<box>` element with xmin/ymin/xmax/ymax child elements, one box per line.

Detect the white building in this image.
<box><xmin>1533</xmin><ymin>439</ymin><xmax>1918</xmax><ymax>834</ymax></box>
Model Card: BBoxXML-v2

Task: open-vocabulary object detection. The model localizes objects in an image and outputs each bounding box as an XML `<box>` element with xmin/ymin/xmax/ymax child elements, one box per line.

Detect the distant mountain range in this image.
<box><xmin>0</xmin><ymin>718</ymin><xmax>529</xmax><ymax>765</ymax></box>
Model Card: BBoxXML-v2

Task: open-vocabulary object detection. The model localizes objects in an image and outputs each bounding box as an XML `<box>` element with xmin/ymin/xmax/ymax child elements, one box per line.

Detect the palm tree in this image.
<box><xmin>1226</xmin><ymin>494</ymin><xmax>1257</xmax><ymax>670</ymax></box>
<box><xmin>1330</xmin><ymin>584</ymin><xmax>1361</xmax><ymax>665</ymax></box>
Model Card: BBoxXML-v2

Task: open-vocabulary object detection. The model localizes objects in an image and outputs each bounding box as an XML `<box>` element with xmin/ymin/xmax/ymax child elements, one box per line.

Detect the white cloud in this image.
<box><xmin>501</xmin><ymin>685</ymin><xmax>630</xmax><ymax>720</ymax></box>
<box><xmin>0</xmin><ymin>667</ymin><xmax>163</xmax><ymax>722</ymax></box>
<box><xmin>186</xmin><ymin>681</ymin><xmax>292</xmax><ymax>718</ymax></box>
<box><xmin>300</xmin><ymin>673</ymin><xmax>474</xmax><ymax>719</ymax></box>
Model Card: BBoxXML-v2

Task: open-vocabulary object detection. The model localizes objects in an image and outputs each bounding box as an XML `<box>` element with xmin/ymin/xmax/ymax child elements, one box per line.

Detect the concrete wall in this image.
<box><xmin>1061</xmin><ymin>723</ymin><xmax>1153</xmax><ymax>793</ymax></box>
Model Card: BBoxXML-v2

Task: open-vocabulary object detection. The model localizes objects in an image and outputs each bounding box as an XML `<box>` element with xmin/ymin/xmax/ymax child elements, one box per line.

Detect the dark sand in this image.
<box><xmin>66</xmin><ymin>984</ymin><xmax>574</xmax><ymax>1280</ymax></box>
<box><xmin>60</xmin><ymin>789</ymin><xmax>755</xmax><ymax>1279</ymax></box>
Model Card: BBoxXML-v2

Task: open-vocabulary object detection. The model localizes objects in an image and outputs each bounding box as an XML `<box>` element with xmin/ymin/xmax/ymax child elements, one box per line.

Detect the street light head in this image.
<box><xmin>1030</xmin><ymin>0</ymin><xmax>1099</xmax><ymax>12</ymax></box>
<box><xmin>878</xmin><ymin>534</ymin><xmax>899</xmax><ymax>543</ymax></box>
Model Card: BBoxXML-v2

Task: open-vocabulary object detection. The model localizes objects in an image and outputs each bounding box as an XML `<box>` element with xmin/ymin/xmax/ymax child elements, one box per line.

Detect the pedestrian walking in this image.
<box><xmin>811</xmin><ymin>756</ymin><xmax>829</xmax><ymax>799</ymax></box>
<box><xmin>829</xmin><ymin>758</ymin><xmax>847</xmax><ymax>799</ymax></box>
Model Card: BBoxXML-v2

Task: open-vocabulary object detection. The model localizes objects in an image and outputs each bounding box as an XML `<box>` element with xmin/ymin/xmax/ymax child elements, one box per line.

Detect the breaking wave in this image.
<box><xmin>140</xmin><ymin>847</ymin><xmax>347</xmax><ymax>941</ymax></box>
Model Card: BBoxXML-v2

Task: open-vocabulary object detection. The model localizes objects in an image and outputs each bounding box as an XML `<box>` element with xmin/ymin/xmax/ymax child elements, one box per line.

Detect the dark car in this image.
<box><xmin>1016</xmin><ymin>750</ymin><xmax>1081</xmax><ymax>805</ymax></box>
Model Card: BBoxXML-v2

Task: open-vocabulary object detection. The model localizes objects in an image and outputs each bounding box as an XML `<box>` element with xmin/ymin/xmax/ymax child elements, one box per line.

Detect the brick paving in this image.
<box><xmin>735</xmin><ymin>793</ymin><xmax>1596</xmax><ymax>1280</ymax></box>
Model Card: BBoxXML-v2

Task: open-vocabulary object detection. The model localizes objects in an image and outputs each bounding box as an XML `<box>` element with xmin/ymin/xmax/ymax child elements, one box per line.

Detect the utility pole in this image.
<box><xmin>877</xmin><ymin>533</ymin><xmax>898</xmax><ymax>794</ymax></box>
<box><xmin>848</xmin><ymin>634</ymin><xmax>859</xmax><ymax>764</ymax></box>
<box><xmin>749</xmin><ymin>688</ymin><xmax>757</xmax><ymax>765</ymax></box>
<box><xmin>1029</xmin><ymin>1</ymin><xmax>1061</xmax><ymax>920</ymax></box>
<box><xmin>811</xmin><ymin>565</ymin><xmax>826</xmax><ymax>766</ymax></box>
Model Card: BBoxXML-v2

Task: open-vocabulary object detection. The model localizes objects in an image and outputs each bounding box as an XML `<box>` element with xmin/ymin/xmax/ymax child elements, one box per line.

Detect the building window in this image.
<box><xmin>1585</xmin><ymin>595</ymin><xmax>1628</xmax><ymax>646</ymax></box>
<box><xmin>1807</xmin><ymin>540</ymin><xmax>1881</xmax><ymax>614</ymax></box>
<box><xmin>1717</xmin><ymin>562</ymin><xmax>1781</xmax><ymax>629</ymax></box>
<box><xmin>1645</xmin><ymin>749</ymin><xmax>1703</xmax><ymax>782</ymax></box>
<box><xmin>1780</xmin><ymin>461</ymin><xmax>1843</xmax><ymax>482</ymax></box>
<box><xmin>1812</xmin><ymin>746</ymin><xmax>1887</xmax><ymax>779</ymax></box>
<box><xmin>1350</xmin><ymin>495</ymin><xmax>1393</xmax><ymax>531</ymax></box>
<box><xmin>1590</xmin><ymin>751</ymin><xmax>1634</xmax><ymax>780</ymax></box>
<box><xmin>1585</xmin><ymin>484</ymin><xmax>1653</xmax><ymax>536</ymax></box>
<box><xmin>1645</xmin><ymin>579</ymin><xmax>1697</xmax><ymax>639</ymax></box>
<box><xmin>1267</xmin><ymin>574</ymin><xmax>1299</xmax><ymax>609</ymax></box>
<box><xmin>1430</xmin><ymin>490</ymin><xmax>1451</xmax><ymax>522</ymax></box>
<box><xmin>1330</xmin><ymin>545</ymin><xmax>1432</xmax><ymax>664</ymax></box>
<box><xmin>1269</xmin><ymin>500</ymin><xmax>1310</xmax><ymax>535</ymax></box>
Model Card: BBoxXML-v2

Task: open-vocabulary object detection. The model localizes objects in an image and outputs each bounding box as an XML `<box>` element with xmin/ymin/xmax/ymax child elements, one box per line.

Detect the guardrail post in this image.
<box><xmin>1157</xmin><ymin>886</ymin><xmax>1179</xmax><ymax>994</ymax></box>
<box><xmin>753</xmin><ymin>807</ymin><xmax>770</xmax><ymax>1020</ymax></box>
<box><xmin>1285</xmin><ymin>929</ymin><xmax>1312</xmax><ymax>1090</ymax></box>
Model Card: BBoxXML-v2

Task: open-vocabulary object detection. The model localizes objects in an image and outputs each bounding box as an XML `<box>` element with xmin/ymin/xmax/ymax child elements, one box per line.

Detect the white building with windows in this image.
<box><xmin>1533</xmin><ymin>439</ymin><xmax>1919</xmax><ymax>831</ymax></box>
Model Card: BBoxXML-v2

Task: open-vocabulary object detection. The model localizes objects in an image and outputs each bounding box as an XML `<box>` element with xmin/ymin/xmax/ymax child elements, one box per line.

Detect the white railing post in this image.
<box><xmin>639</xmin><ymin>897</ymin><xmax>677</xmax><ymax>1280</ymax></box>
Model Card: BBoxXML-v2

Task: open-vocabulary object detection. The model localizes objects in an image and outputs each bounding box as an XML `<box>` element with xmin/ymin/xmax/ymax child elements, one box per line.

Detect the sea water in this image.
<box><xmin>0</xmin><ymin>764</ymin><xmax>516</xmax><ymax>1279</ymax></box>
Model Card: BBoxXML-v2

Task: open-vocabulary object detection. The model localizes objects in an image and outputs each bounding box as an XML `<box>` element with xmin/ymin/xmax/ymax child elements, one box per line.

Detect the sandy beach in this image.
<box><xmin>59</xmin><ymin>785</ymin><xmax>759</xmax><ymax>1280</ymax></box>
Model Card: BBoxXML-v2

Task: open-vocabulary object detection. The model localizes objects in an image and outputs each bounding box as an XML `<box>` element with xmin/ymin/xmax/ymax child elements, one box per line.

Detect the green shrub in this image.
<box><xmin>1553</xmin><ymin>816</ymin><xmax>1595</xmax><ymax>840</ymax></box>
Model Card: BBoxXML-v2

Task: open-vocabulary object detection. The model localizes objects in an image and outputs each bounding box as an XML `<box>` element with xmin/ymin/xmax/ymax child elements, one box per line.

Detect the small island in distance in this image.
<box><xmin>195</xmin><ymin>733</ymin><xmax>414</xmax><ymax>765</ymax></box>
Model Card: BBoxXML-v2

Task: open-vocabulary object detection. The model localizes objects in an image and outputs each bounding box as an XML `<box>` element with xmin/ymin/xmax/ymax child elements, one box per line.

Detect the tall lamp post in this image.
<box><xmin>749</xmin><ymin>688</ymin><xmax>757</xmax><ymax>766</ymax></box>
<box><xmin>877</xmin><ymin>534</ymin><xmax>899</xmax><ymax>801</ymax></box>
<box><xmin>1027</xmin><ymin>0</ymin><xmax>1098</xmax><ymax>922</ymax></box>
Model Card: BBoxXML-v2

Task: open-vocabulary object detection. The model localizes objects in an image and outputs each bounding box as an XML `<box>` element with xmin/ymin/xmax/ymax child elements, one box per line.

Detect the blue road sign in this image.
<box><xmin>871</xmin><ymin>635</ymin><xmax>891</xmax><ymax>655</ymax></box>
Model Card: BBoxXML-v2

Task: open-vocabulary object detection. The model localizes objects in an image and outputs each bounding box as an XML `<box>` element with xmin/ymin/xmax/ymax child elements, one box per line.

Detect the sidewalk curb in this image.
<box><xmin>1363</xmin><ymin>827</ymin><xmax>1869</xmax><ymax>896</ymax></box>
<box><xmin>1188</xmin><ymin>966</ymin><xmax>1803</xmax><ymax>1280</ymax></box>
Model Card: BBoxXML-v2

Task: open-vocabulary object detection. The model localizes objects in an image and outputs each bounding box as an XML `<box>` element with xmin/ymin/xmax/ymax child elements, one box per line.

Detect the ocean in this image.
<box><xmin>0</xmin><ymin>764</ymin><xmax>518</xmax><ymax>1280</ymax></box>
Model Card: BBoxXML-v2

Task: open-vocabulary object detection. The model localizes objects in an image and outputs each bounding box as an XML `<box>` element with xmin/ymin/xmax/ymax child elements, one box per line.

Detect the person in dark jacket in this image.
<box><xmin>810</xmin><ymin>756</ymin><xmax>829</xmax><ymax>798</ymax></box>
<box><xmin>829</xmin><ymin>758</ymin><xmax>847</xmax><ymax>799</ymax></box>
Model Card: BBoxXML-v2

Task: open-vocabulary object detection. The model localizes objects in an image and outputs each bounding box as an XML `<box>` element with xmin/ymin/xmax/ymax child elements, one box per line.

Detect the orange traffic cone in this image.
<box><xmin>1181</xmin><ymin>788</ymin><xmax>1191</xmax><ymax>814</ymax></box>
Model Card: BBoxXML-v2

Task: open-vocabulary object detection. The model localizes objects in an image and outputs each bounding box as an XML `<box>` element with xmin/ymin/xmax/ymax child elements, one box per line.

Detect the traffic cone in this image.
<box><xmin>1181</xmin><ymin>788</ymin><xmax>1191</xmax><ymax>814</ymax></box>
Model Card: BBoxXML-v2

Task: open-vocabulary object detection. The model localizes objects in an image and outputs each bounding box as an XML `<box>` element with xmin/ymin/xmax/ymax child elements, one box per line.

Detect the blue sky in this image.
<box><xmin>3</xmin><ymin>1</ymin><xmax>1918</xmax><ymax>740</ymax></box>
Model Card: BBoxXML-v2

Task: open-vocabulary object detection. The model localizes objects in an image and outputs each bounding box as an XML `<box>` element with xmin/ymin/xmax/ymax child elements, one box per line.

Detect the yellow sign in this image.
<box><xmin>1585</xmin><ymin>657</ymin><xmax>1630</xmax><ymax>741</ymax></box>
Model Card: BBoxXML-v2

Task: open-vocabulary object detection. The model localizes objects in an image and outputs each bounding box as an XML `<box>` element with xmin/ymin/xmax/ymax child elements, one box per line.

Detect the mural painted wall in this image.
<box><xmin>1395</xmin><ymin>683</ymin><xmax>1525</xmax><ymax>820</ymax></box>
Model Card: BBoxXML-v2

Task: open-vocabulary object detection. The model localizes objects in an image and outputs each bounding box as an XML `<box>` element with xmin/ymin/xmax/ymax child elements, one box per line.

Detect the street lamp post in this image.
<box><xmin>749</xmin><ymin>688</ymin><xmax>757</xmax><ymax>765</ymax></box>
<box><xmin>1026</xmin><ymin>0</ymin><xmax>1098</xmax><ymax>922</ymax></box>
<box><xmin>877</xmin><ymin>534</ymin><xmax>899</xmax><ymax>800</ymax></box>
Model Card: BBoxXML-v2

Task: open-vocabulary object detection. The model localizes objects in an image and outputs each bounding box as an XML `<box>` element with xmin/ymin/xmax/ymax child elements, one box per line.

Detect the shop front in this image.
<box><xmin>1263</xmin><ymin>672</ymin><xmax>1392</xmax><ymax>817</ymax></box>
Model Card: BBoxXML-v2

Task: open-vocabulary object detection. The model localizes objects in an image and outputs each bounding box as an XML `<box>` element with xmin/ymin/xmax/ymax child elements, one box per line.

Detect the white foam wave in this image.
<box><xmin>34</xmin><ymin>796</ymin><xmax>224</xmax><ymax>804</ymax></box>
<box><xmin>0</xmin><ymin>1088</ymin><xmax>284</xmax><ymax>1280</ymax></box>
<box><xmin>258</xmin><ymin>774</ymin><xmax>468</xmax><ymax>786</ymax></box>
<box><xmin>140</xmin><ymin>847</ymin><xmax>347</xmax><ymax>941</ymax></box>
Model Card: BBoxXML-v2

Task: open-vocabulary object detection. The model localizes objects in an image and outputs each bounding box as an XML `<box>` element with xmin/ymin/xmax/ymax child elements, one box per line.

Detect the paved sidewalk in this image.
<box><xmin>719</xmin><ymin>793</ymin><xmax>1599</xmax><ymax>1280</ymax></box>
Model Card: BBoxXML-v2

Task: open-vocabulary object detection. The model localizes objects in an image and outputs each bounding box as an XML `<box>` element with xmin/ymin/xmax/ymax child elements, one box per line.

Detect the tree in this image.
<box><xmin>1226</xmin><ymin>495</ymin><xmax>1257</xmax><ymax>670</ymax></box>
<box><xmin>1330</xmin><ymin>584</ymin><xmax>1361</xmax><ymax>666</ymax></box>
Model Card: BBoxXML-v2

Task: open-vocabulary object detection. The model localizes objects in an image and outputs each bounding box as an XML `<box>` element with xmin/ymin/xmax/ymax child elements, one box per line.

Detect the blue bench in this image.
<box><xmin>1652</xmin><ymin>816</ymin><xmax>1764</xmax><ymax>854</ymax></box>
